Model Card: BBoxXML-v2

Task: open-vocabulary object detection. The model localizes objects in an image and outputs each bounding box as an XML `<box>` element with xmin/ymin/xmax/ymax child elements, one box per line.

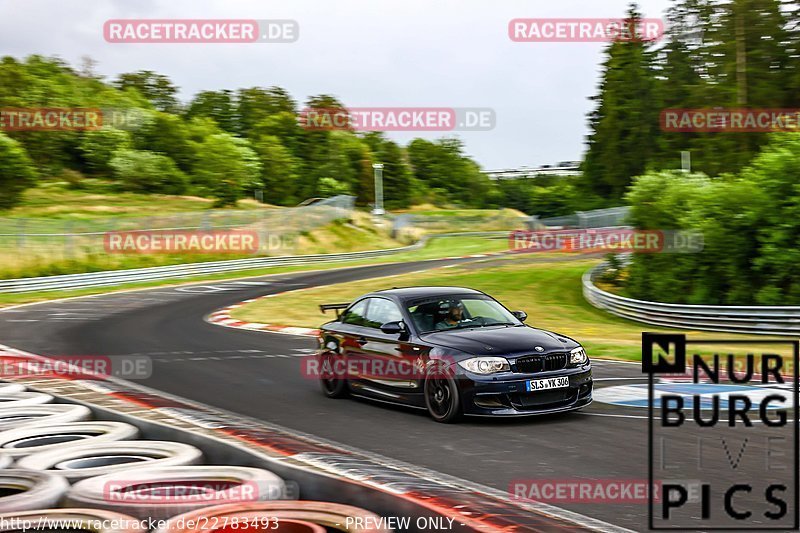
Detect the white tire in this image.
<box><xmin>0</xmin><ymin>422</ymin><xmax>139</xmax><ymax>459</ymax></box>
<box><xmin>0</xmin><ymin>404</ymin><xmax>92</xmax><ymax>431</ymax></box>
<box><xmin>0</xmin><ymin>392</ymin><xmax>52</xmax><ymax>408</ymax></box>
<box><xmin>67</xmin><ymin>465</ymin><xmax>287</xmax><ymax>520</ymax></box>
<box><xmin>0</xmin><ymin>470</ymin><xmax>69</xmax><ymax>512</ymax></box>
<box><xmin>19</xmin><ymin>441</ymin><xmax>203</xmax><ymax>482</ymax></box>
<box><xmin>0</xmin><ymin>509</ymin><xmax>147</xmax><ymax>533</ymax></box>
<box><xmin>0</xmin><ymin>384</ymin><xmax>24</xmax><ymax>394</ymax></box>
<box><xmin>0</xmin><ymin>457</ymin><xmax>10</xmax><ymax>470</ymax></box>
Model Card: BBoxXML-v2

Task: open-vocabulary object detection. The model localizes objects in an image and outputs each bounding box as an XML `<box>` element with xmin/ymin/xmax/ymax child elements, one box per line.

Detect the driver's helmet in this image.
<box><xmin>438</xmin><ymin>299</ymin><xmax>465</xmax><ymax>313</ymax></box>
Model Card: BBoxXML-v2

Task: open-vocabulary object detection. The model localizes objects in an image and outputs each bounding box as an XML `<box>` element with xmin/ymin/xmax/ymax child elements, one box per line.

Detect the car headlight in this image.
<box><xmin>457</xmin><ymin>357</ymin><xmax>511</xmax><ymax>375</ymax></box>
<box><xmin>570</xmin><ymin>346</ymin><xmax>588</xmax><ymax>364</ymax></box>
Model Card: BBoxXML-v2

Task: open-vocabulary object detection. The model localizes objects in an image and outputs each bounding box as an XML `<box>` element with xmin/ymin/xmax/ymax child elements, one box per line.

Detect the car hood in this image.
<box><xmin>423</xmin><ymin>325</ymin><xmax>579</xmax><ymax>357</ymax></box>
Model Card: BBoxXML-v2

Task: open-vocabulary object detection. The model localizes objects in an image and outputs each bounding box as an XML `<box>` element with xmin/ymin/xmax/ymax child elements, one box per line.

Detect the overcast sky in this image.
<box><xmin>1</xmin><ymin>0</ymin><xmax>671</xmax><ymax>169</ymax></box>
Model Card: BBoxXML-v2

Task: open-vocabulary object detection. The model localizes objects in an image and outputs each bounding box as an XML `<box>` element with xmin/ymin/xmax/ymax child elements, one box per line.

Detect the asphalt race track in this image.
<box><xmin>0</xmin><ymin>256</ymin><xmax>795</xmax><ymax>531</ymax></box>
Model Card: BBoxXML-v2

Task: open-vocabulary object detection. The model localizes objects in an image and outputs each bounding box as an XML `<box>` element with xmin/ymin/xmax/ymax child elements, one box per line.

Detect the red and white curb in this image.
<box><xmin>206</xmin><ymin>293</ymin><xmax>320</xmax><ymax>338</ymax></box>
<box><xmin>205</xmin><ymin>252</ymin><xmax>506</xmax><ymax>337</ymax></box>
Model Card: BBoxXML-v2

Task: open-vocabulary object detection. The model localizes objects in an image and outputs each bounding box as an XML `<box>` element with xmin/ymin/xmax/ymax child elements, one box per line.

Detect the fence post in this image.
<box><xmin>16</xmin><ymin>219</ymin><xmax>26</xmax><ymax>251</ymax></box>
<box><xmin>64</xmin><ymin>221</ymin><xmax>74</xmax><ymax>259</ymax></box>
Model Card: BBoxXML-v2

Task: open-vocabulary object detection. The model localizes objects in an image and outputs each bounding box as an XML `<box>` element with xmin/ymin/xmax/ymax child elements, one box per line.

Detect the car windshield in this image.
<box><xmin>406</xmin><ymin>294</ymin><xmax>521</xmax><ymax>333</ymax></box>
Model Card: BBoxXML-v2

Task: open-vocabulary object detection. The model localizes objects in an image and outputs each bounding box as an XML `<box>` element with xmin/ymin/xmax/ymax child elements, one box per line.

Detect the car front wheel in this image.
<box><xmin>424</xmin><ymin>369</ymin><xmax>462</xmax><ymax>423</ymax></box>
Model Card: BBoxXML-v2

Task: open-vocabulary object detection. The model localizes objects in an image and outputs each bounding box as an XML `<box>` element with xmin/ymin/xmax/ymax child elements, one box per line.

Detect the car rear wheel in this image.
<box><xmin>424</xmin><ymin>369</ymin><xmax>462</xmax><ymax>423</ymax></box>
<box><xmin>319</xmin><ymin>353</ymin><xmax>348</xmax><ymax>399</ymax></box>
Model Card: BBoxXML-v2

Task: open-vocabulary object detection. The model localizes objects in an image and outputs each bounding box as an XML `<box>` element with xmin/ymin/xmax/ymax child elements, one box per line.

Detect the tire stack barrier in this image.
<box><xmin>66</xmin><ymin>466</ymin><xmax>288</xmax><ymax>520</ymax></box>
<box><xmin>0</xmin><ymin>382</ymin><xmax>395</xmax><ymax>532</ymax></box>
<box><xmin>0</xmin><ymin>404</ymin><xmax>92</xmax><ymax>431</ymax></box>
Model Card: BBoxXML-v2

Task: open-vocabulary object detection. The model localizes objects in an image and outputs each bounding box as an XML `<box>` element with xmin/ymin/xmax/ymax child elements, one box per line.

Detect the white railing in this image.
<box><xmin>583</xmin><ymin>263</ymin><xmax>800</xmax><ymax>336</ymax></box>
<box><xmin>0</xmin><ymin>232</ymin><xmax>505</xmax><ymax>293</ymax></box>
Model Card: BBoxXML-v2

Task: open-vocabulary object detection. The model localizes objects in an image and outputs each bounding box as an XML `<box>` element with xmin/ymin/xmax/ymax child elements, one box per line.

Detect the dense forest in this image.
<box><xmin>0</xmin><ymin>56</ymin><xmax>570</xmax><ymax>213</ymax></box>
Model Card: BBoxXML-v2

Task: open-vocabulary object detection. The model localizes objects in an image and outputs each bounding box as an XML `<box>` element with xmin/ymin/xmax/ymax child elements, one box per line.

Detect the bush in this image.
<box><xmin>109</xmin><ymin>149</ymin><xmax>188</xmax><ymax>194</ymax></box>
<box><xmin>78</xmin><ymin>128</ymin><xmax>132</xmax><ymax>175</ymax></box>
<box><xmin>0</xmin><ymin>133</ymin><xmax>37</xmax><ymax>210</ymax></box>
<box><xmin>60</xmin><ymin>169</ymin><xmax>86</xmax><ymax>190</ymax></box>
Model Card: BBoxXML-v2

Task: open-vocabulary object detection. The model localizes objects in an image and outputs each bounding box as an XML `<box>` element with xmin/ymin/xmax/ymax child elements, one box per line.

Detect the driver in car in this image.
<box><xmin>435</xmin><ymin>301</ymin><xmax>471</xmax><ymax>330</ymax></box>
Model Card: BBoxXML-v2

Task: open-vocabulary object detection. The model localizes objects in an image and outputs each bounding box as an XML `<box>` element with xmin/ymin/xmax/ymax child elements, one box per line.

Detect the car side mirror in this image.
<box><xmin>380</xmin><ymin>320</ymin><xmax>406</xmax><ymax>335</ymax></box>
<box><xmin>512</xmin><ymin>310</ymin><xmax>528</xmax><ymax>322</ymax></box>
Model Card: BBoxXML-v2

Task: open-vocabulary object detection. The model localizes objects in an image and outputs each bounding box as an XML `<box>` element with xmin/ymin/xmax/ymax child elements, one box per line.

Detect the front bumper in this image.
<box><xmin>457</xmin><ymin>365</ymin><xmax>593</xmax><ymax>416</ymax></box>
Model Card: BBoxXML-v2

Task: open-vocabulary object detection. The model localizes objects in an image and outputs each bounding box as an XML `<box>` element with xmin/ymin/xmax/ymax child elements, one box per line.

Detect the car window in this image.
<box><xmin>341</xmin><ymin>299</ymin><xmax>370</xmax><ymax>327</ymax></box>
<box><xmin>407</xmin><ymin>294</ymin><xmax>520</xmax><ymax>333</ymax></box>
<box><xmin>462</xmin><ymin>299</ymin><xmax>510</xmax><ymax>323</ymax></box>
<box><xmin>364</xmin><ymin>298</ymin><xmax>403</xmax><ymax>328</ymax></box>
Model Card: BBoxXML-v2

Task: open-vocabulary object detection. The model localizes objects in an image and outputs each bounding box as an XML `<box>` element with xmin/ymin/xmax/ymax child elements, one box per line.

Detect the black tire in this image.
<box><xmin>319</xmin><ymin>353</ymin><xmax>348</xmax><ymax>399</ymax></box>
<box><xmin>424</xmin><ymin>366</ymin><xmax>462</xmax><ymax>423</ymax></box>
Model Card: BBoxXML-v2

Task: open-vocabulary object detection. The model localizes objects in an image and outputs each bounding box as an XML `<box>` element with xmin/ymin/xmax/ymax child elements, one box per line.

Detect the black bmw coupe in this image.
<box><xmin>315</xmin><ymin>286</ymin><xmax>593</xmax><ymax>422</ymax></box>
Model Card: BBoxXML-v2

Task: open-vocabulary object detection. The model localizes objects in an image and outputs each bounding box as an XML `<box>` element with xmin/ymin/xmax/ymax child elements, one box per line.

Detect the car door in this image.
<box><xmin>334</xmin><ymin>298</ymin><xmax>372</xmax><ymax>377</ymax></box>
<box><xmin>349</xmin><ymin>297</ymin><xmax>426</xmax><ymax>404</ymax></box>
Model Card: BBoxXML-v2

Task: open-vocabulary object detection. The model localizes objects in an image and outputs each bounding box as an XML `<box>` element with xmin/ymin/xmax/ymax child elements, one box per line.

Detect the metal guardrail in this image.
<box><xmin>537</xmin><ymin>206</ymin><xmax>630</xmax><ymax>229</ymax></box>
<box><xmin>0</xmin><ymin>232</ymin><xmax>505</xmax><ymax>294</ymax></box>
<box><xmin>0</xmin><ymin>195</ymin><xmax>355</xmax><ymax>260</ymax></box>
<box><xmin>583</xmin><ymin>263</ymin><xmax>800</xmax><ymax>336</ymax></box>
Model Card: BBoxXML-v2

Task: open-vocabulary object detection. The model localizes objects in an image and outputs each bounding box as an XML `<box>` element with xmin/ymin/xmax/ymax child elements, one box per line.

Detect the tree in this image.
<box><xmin>78</xmin><ymin>128</ymin><xmax>132</xmax><ymax>175</ymax></box>
<box><xmin>114</xmin><ymin>71</ymin><xmax>180</xmax><ymax>113</ymax></box>
<box><xmin>134</xmin><ymin>112</ymin><xmax>195</xmax><ymax>172</ymax></box>
<box><xmin>237</xmin><ymin>87</ymin><xmax>296</xmax><ymax>138</ymax></box>
<box><xmin>363</xmin><ymin>133</ymin><xmax>415</xmax><ymax>209</ymax></box>
<box><xmin>252</xmin><ymin>135</ymin><xmax>300</xmax><ymax>205</ymax></box>
<box><xmin>0</xmin><ymin>133</ymin><xmax>37</xmax><ymax>210</ymax></box>
<box><xmin>191</xmin><ymin>133</ymin><xmax>261</xmax><ymax>206</ymax></box>
<box><xmin>407</xmin><ymin>137</ymin><xmax>495</xmax><ymax>206</ymax></box>
<box><xmin>185</xmin><ymin>90</ymin><xmax>237</xmax><ymax>133</ymax></box>
<box><xmin>582</xmin><ymin>5</ymin><xmax>658</xmax><ymax>201</ymax></box>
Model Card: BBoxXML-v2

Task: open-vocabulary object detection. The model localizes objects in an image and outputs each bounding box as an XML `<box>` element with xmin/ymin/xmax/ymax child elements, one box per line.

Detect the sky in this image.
<box><xmin>1</xmin><ymin>0</ymin><xmax>672</xmax><ymax>169</ymax></box>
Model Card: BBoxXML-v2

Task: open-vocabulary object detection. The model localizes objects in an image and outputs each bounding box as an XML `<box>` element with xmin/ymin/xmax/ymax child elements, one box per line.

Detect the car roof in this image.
<box><xmin>366</xmin><ymin>286</ymin><xmax>485</xmax><ymax>301</ymax></box>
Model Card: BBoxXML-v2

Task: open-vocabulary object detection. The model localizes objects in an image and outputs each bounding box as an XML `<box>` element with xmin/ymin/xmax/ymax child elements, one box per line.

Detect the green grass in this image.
<box><xmin>231</xmin><ymin>257</ymin><xmax>773</xmax><ymax>361</ymax></box>
<box><xmin>0</xmin><ymin>235</ymin><xmax>508</xmax><ymax>307</ymax></box>
<box><xmin>6</xmin><ymin>181</ymin><xmax>270</xmax><ymax>220</ymax></box>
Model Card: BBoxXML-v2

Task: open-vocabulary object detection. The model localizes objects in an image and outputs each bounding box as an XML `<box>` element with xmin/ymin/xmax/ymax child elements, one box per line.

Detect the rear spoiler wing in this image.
<box><xmin>319</xmin><ymin>303</ymin><xmax>350</xmax><ymax>318</ymax></box>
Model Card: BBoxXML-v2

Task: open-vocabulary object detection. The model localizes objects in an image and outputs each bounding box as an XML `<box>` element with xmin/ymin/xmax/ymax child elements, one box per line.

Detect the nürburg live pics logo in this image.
<box><xmin>643</xmin><ymin>332</ymin><xmax>799</xmax><ymax>530</ymax></box>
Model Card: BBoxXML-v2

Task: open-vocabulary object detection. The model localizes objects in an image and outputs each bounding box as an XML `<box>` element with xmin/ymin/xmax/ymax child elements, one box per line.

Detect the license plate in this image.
<box><xmin>526</xmin><ymin>376</ymin><xmax>570</xmax><ymax>392</ymax></box>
